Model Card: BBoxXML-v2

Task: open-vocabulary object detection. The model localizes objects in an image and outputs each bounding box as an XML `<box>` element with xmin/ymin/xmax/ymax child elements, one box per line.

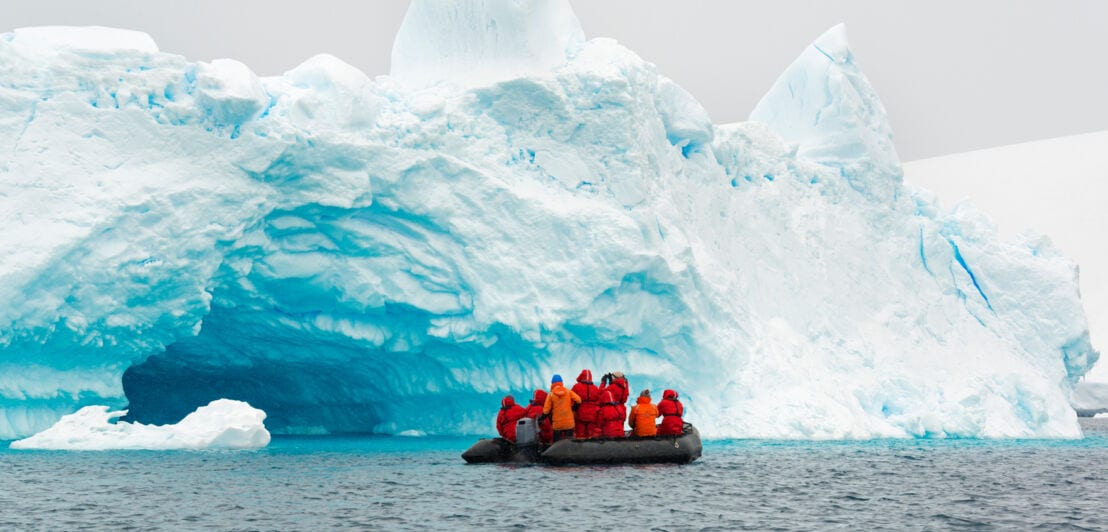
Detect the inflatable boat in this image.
<box><xmin>462</xmin><ymin>418</ymin><xmax>702</xmax><ymax>465</ymax></box>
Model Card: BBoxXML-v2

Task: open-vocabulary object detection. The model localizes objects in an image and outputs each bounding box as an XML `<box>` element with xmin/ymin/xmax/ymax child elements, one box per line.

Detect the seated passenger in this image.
<box><xmin>656</xmin><ymin>389</ymin><xmax>684</xmax><ymax>436</ymax></box>
<box><xmin>628</xmin><ymin>389</ymin><xmax>660</xmax><ymax>437</ymax></box>
<box><xmin>523</xmin><ymin>389</ymin><xmax>554</xmax><ymax>444</ymax></box>
<box><xmin>595</xmin><ymin>390</ymin><xmax>625</xmax><ymax>438</ymax></box>
<box><xmin>601</xmin><ymin>371</ymin><xmax>630</xmax><ymax>420</ymax></box>
<box><xmin>543</xmin><ymin>374</ymin><xmax>582</xmax><ymax>442</ymax></box>
<box><xmin>572</xmin><ymin>369</ymin><xmax>602</xmax><ymax>438</ymax></box>
<box><xmin>496</xmin><ymin>395</ymin><xmax>527</xmax><ymax>442</ymax></box>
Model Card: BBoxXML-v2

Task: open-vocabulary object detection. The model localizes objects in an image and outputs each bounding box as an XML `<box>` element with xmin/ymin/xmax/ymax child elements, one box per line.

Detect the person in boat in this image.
<box><xmin>600</xmin><ymin>371</ymin><xmax>630</xmax><ymax>419</ymax></box>
<box><xmin>595</xmin><ymin>390</ymin><xmax>626</xmax><ymax>438</ymax></box>
<box><xmin>496</xmin><ymin>395</ymin><xmax>527</xmax><ymax>443</ymax></box>
<box><xmin>523</xmin><ymin>389</ymin><xmax>554</xmax><ymax>444</ymax></box>
<box><xmin>572</xmin><ymin>369</ymin><xmax>602</xmax><ymax>438</ymax></box>
<box><xmin>628</xmin><ymin>389</ymin><xmax>660</xmax><ymax>437</ymax></box>
<box><xmin>656</xmin><ymin>389</ymin><xmax>684</xmax><ymax>436</ymax></box>
<box><xmin>542</xmin><ymin>374</ymin><xmax>582</xmax><ymax>442</ymax></box>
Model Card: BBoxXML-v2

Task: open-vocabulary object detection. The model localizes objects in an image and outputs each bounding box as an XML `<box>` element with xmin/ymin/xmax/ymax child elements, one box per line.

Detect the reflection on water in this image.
<box><xmin>2</xmin><ymin>419</ymin><xmax>1107</xmax><ymax>529</ymax></box>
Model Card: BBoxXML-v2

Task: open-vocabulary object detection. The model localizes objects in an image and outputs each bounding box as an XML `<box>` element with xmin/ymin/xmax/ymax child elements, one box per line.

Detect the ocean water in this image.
<box><xmin>3</xmin><ymin>419</ymin><xmax>1107</xmax><ymax>530</ymax></box>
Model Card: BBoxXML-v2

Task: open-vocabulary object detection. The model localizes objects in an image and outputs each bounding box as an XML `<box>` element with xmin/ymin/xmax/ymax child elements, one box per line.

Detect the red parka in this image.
<box><xmin>496</xmin><ymin>395</ymin><xmax>527</xmax><ymax>442</ymax></box>
<box><xmin>523</xmin><ymin>389</ymin><xmax>554</xmax><ymax>444</ymax></box>
<box><xmin>595</xmin><ymin>391</ymin><xmax>625</xmax><ymax>438</ymax></box>
<box><xmin>601</xmin><ymin>373</ymin><xmax>630</xmax><ymax>420</ymax></box>
<box><xmin>572</xmin><ymin>369</ymin><xmax>602</xmax><ymax>438</ymax></box>
<box><xmin>657</xmin><ymin>389</ymin><xmax>685</xmax><ymax>436</ymax></box>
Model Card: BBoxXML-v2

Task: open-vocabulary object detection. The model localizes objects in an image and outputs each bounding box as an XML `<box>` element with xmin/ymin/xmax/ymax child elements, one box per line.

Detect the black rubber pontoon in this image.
<box><xmin>462</xmin><ymin>423</ymin><xmax>702</xmax><ymax>465</ymax></box>
<box><xmin>460</xmin><ymin>437</ymin><xmax>540</xmax><ymax>463</ymax></box>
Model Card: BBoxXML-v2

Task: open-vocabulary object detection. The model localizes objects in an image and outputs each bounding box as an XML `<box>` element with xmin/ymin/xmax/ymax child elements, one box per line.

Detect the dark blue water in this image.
<box><xmin>3</xmin><ymin>419</ymin><xmax>1108</xmax><ymax>530</ymax></box>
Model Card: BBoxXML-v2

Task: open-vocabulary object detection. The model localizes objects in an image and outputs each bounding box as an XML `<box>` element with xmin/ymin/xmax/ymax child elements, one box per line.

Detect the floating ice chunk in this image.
<box><xmin>9</xmin><ymin>26</ymin><xmax>158</xmax><ymax>54</ymax></box>
<box><xmin>750</xmin><ymin>24</ymin><xmax>901</xmax><ymax>201</ymax></box>
<box><xmin>10</xmin><ymin>399</ymin><xmax>270</xmax><ymax>451</ymax></box>
<box><xmin>1073</xmin><ymin>382</ymin><xmax>1108</xmax><ymax>415</ymax></box>
<box><xmin>390</xmin><ymin>0</ymin><xmax>585</xmax><ymax>88</ymax></box>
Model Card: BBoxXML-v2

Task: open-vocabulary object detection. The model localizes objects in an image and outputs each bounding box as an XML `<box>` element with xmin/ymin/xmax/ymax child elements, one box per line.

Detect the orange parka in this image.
<box><xmin>628</xmin><ymin>395</ymin><xmax>660</xmax><ymax>437</ymax></box>
<box><xmin>542</xmin><ymin>382</ymin><xmax>582</xmax><ymax>431</ymax></box>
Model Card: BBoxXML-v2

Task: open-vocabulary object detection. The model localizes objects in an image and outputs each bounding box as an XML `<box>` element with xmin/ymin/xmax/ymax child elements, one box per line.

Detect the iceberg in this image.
<box><xmin>0</xmin><ymin>1</ymin><xmax>1097</xmax><ymax>440</ymax></box>
<box><xmin>903</xmin><ymin>131</ymin><xmax>1108</xmax><ymax>415</ymax></box>
<box><xmin>9</xmin><ymin>399</ymin><xmax>270</xmax><ymax>450</ymax></box>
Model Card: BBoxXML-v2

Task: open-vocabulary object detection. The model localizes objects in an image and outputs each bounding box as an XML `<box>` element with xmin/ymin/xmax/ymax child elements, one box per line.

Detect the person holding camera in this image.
<box><xmin>595</xmin><ymin>390</ymin><xmax>626</xmax><ymax>438</ymax></box>
<box><xmin>600</xmin><ymin>371</ymin><xmax>630</xmax><ymax>420</ymax></box>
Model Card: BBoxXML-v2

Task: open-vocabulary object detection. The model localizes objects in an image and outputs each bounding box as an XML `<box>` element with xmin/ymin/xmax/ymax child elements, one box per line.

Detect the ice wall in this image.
<box><xmin>0</xmin><ymin>3</ymin><xmax>1096</xmax><ymax>440</ymax></box>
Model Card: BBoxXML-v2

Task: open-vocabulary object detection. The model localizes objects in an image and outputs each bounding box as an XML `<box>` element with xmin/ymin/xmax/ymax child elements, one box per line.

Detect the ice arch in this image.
<box><xmin>0</xmin><ymin>3</ymin><xmax>1095</xmax><ymax>439</ymax></box>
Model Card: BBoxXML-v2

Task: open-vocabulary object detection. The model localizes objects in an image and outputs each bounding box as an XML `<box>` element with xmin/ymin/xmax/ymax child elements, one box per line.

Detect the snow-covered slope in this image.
<box><xmin>0</xmin><ymin>2</ymin><xmax>1096</xmax><ymax>439</ymax></box>
<box><xmin>904</xmin><ymin>131</ymin><xmax>1108</xmax><ymax>413</ymax></box>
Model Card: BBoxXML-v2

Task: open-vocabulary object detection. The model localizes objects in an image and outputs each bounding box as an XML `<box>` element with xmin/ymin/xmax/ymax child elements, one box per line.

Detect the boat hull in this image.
<box><xmin>460</xmin><ymin>437</ymin><xmax>540</xmax><ymax>463</ymax></box>
<box><xmin>461</xmin><ymin>423</ymin><xmax>702</xmax><ymax>465</ymax></box>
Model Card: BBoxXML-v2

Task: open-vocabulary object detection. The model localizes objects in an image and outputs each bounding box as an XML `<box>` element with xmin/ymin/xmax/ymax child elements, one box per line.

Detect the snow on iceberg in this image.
<box><xmin>0</xmin><ymin>1</ymin><xmax>1097</xmax><ymax>441</ymax></box>
<box><xmin>750</xmin><ymin>24</ymin><xmax>901</xmax><ymax>202</ymax></box>
<box><xmin>9</xmin><ymin>399</ymin><xmax>270</xmax><ymax>450</ymax></box>
<box><xmin>390</xmin><ymin>0</ymin><xmax>585</xmax><ymax>88</ymax></box>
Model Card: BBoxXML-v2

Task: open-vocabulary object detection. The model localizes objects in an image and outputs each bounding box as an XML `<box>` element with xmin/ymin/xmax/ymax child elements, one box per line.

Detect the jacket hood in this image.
<box><xmin>577</xmin><ymin>369</ymin><xmax>593</xmax><ymax>383</ymax></box>
<box><xmin>501</xmin><ymin>395</ymin><xmax>516</xmax><ymax>409</ymax></box>
<box><xmin>663</xmin><ymin>389</ymin><xmax>678</xmax><ymax>400</ymax></box>
<box><xmin>551</xmin><ymin>382</ymin><xmax>567</xmax><ymax>395</ymax></box>
<box><xmin>636</xmin><ymin>395</ymin><xmax>652</xmax><ymax>404</ymax></box>
<box><xmin>531</xmin><ymin>389</ymin><xmax>547</xmax><ymax>405</ymax></box>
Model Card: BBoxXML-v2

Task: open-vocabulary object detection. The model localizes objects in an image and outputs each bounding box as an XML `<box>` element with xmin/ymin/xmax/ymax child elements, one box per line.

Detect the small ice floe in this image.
<box><xmin>396</xmin><ymin>429</ymin><xmax>427</xmax><ymax>437</ymax></box>
<box><xmin>10</xmin><ymin>399</ymin><xmax>270</xmax><ymax>450</ymax></box>
<box><xmin>1094</xmin><ymin>412</ymin><xmax>1108</xmax><ymax>419</ymax></box>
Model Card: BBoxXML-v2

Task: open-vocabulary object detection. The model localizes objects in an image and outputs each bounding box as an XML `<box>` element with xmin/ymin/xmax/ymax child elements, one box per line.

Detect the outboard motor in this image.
<box><xmin>515</xmin><ymin>417</ymin><xmax>538</xmax><ymax>446</ymax></box>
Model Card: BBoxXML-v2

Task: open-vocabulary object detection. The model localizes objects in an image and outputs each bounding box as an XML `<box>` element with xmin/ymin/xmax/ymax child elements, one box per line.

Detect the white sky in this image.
<box><xmin>3</xmin><ymin>0</ymin><xmax>1105</xmax><ymax>160</ymax></box>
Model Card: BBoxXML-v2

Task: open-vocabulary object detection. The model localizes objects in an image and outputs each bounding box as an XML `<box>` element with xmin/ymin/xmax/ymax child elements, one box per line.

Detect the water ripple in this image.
<box><xmin>1</xmin><ymin>420</ymin><xmax>1108</xmax><ymax>529</ymax></box>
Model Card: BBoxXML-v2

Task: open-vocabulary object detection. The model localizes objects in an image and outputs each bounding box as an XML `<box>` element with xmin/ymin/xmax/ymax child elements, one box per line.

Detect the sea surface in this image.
<box><xmin>3</xmin><ymin>419</ymin><xmax>1108</xmax><ymax>530</ymax></box>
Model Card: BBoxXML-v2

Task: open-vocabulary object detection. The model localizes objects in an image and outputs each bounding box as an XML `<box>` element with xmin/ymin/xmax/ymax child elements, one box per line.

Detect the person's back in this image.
<box><xmin>496</xmin><ymin>395</ymin><xmax>527</xmax><ymax>442</ymax></box>
<box><xmin>601</xmin><ymin>371</ymin><xmax>630</xmax><ymax>420</ymax></box>
<box><xmin>542</xmin><ymin>374</ymin><xmax>582</xmax><ymax>442</ymax></box>
<box><xmin>571</xmin><ymin>369</ymin><xmax>602</xmax><ymax>438</ymax></box>
<box><xmin>595</xmin><ymin>390</ymin><xmax>625</xmax><ymax>438</ymax></box>
<box><xmin>656</xmin><ymin>389</ymin><xmax>684</xmax><ymax>436</ymax></box>
<box><xmin>628</xmin><ymin>389</ymin><xmax>660</xmax><ymax>437</ymax></box>
<box><xmin>523</xmin><ymin>389</ymin><xmax>553</xmax><ymax>444</ymax></box>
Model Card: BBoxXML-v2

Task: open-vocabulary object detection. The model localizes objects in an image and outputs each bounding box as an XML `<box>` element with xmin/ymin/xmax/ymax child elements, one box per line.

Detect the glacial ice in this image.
<box><xmin>391</xmin><ymin>0</ymin><xmax>585</xmax><ymax>88</ymax></box>
<box><xmin>10</xmin><ymin>399</ymin><xmax>270</xmax><ymax>450</ymax></box>
<box><xmin>0</xmin><ymin>1</ymin><xmax>1098</xmax><ymax>441</ymax></box>
<box><xmin>750</xmin><ymin>24</ymin><xmax>901</xmax><ymax>202</ymax></box>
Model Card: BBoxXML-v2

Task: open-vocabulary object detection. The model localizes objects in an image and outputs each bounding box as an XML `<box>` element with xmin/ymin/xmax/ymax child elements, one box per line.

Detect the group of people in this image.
<box><xmin>496</xmin><ymin>369</ymin><xmax>685</xmax><ymax>444</ymax></box>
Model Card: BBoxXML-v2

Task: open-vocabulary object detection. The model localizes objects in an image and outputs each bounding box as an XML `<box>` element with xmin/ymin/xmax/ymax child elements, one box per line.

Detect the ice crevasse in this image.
<box><xmin>0</xmin><ymin>1</ymin><xmax>1097</xmax><ymax>440</ymax></box>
